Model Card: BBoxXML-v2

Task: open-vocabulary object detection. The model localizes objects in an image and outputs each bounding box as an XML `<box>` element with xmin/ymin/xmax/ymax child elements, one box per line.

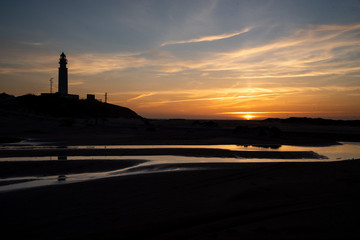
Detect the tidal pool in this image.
<box><xmin>1</xmin><ymin>142</ymin><xmax>359</xmax><ymax>192</ymax></box>
<box><xmin>1</xmin><ymin>142</ymin><xmax>360</xmax><ymax>162</ymax></box>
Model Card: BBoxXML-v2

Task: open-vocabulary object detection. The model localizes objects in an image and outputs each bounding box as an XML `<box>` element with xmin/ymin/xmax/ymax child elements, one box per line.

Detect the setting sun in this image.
<box><xmin>242</xmin><ymin>114</ymin><xmax>256</xmax><ymax>120</ymax></box>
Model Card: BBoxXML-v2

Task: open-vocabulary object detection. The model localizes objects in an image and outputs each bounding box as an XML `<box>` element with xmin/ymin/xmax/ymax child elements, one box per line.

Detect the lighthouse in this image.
<box><xmin>58</xmin><ymin>52</ymin><xmax>68</xmax><ymax>95</ymax></box>
<box><xmin>41</xmin><ymin>52</ymin><xmax>78</xmax><ymax>99</ymax></box>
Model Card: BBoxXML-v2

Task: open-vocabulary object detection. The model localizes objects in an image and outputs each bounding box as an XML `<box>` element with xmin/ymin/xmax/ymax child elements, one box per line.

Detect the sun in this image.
<box><xmin>242</xmin><ymin>114</ymin><xmax>256</xmax><ymax>120</ymax></box>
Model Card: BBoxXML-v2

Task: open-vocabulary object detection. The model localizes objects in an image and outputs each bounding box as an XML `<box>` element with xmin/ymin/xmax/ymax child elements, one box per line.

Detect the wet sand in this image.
<box><xmin>1</xmin><ymin>159</ymin><xmax>360</xmax><ymax>239</ymax></box>
<box><xmin>0</xmin><ymin>159</ymin><xmax>147</xmax><ymax>178</ymax></box>
<box><xmin>0</xmin><ymin>147</ymin><xmax>324</xmax><ymax>159</ymax></box>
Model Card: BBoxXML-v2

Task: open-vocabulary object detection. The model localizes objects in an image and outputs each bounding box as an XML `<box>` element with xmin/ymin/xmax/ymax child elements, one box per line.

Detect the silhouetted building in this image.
<box><xmin>58</xmin><ymin>52</ymin><xmax>68</xmax><ymax>95</ymax></box>
<box><xmin>87</xmin><ymin>94</ymin><xmax>96</xmax><ymax>101</ymax></box>
<box><xmin>41</xmin><ymin>52</ymin><xmax>84</xmax><ymax>100</ymax></box>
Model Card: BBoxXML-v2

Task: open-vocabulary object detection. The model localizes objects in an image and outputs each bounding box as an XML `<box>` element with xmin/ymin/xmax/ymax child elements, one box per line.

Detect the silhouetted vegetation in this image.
<box><xmin>233</xmin><ymin>126</ymin><xmax>282</xmax><ymax>138</ymax></box>
<box><xmin>242</xmin><ymin>144</ymin><xmax>281</xmax><ymax>149</ymax></box>
<box><xmin>0</xmin><ymin>92</ymin><xmax>15</xmax><ymax>101</ymax></box>
<box><xmin>264</xmin><ymin>117</ymin><xmax>360</xmax><ymax>127</ymax></box>
<box><xmin>192</xmin><ymin>120</ymin><xmax>219</xmax><ymax>128</ymax></box>
<box><xmin>0</xmin><ymin>93</ymin><xmax>141</xmax><ymax>119</ymax></box>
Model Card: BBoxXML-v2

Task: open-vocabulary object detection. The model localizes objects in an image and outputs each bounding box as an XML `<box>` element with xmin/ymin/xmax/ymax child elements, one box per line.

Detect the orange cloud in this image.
<box><xmin>126</xmin><ymin>92</ymin><xmax>157</xmax><ymax>102</ymax></box>
<box><xmin>69</xmin><ymin>81</ymin><xmax>85</xmax><ymax>86</ymax></box>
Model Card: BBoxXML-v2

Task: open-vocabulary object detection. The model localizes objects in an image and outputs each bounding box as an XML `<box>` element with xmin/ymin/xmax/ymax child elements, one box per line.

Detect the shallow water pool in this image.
<box><xmin>1</xmin><ymin>142</ymin><xmax>359</xmax><ymax>192</ymax></box>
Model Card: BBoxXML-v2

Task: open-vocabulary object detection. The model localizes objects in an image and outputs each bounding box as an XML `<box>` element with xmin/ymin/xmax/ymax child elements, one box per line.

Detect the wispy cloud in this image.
<box><xmin>0</xmin><ymin>51</ymin><xmax>55</xmax><ymax>74</ymax></box>
<box><xmin>2</xmin><ymin>23</ymin><xmax>360</xmax><ymax>84</ymax></box>
<box><xmin>126</xmin><ymin>92</ymin><xmax>157</xmax><ymax>102</ymax></box>
<box><xmin>311</xmin><ymin>23</ymin><xmax>360</xmax><ymax>31</ymax></box>
<box><xmin>122</xmin><ymin>86</ymin><xmax>359</xmax><ymax>107</ymax></box>
<box><xmin>217</xmin><ymin>111</ymin><xmax>339</xmax><ymax>115</ymax></box>
<box><xmin>69</xmin><ymin>81</ymin><xmax>85</xmax><ymax>86</ymax></box>
<box><xmin>189</xmin><ymin>23</ymin><xmax>360</xmax><ymax>79</ymax></box>
<box><xmin>147</xmin><ymin>93</ymin><xmax>276</xmax><ymax>105</ymax></box>
<box><xmin>18</xmin><ymin>41</ymin><xmax>44</xmax><ymax>46</ymax></box>
<box><xmin>160</xmin><ymin>27</ymin><xmax>252</xmax><ymax>47</ymax></box>
<box><xmin>71</xmin><ymin>52</ymin><xmax>147</xmax><ymax>75</ymax></box>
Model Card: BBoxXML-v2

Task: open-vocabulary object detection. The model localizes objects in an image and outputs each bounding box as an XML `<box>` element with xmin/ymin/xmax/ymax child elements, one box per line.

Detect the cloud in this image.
<box><xmin>126</xmin><ymin>92</ymin><xmax>157</xmax><ymax>102</ymax></box>
<box><xmin>18</xmin><ymin>41</ymin><xmax>44</xmax><ymax>46</ymax></box>
<box><xmin>160</xmin><ymin>67</ymin><xmax>186</xmax><ymax>73</ymax></box>
<box><xmin>0</xmin><ymin>50</ymin><xmax>55</xmax><ymax>74</ymax></box>
<box><xmin>121</xmin><ymin>87</ymin><xmax>289</xmax><ymax>108</ymax></box>
<box><xmin>310</xmin><ymin>23</ymin><xmax>360</xmax><ymax>31</ymax></box>
<box><xmin>190</xmin><ymin>23</ymin><xmax>360</xmax><ymax>79</ymax></box>
<box><xmin>160</xmin><ymin>27</ymin><xmax>252</xmax><ymax>47</ymax></box>
<box><xmin>69</xmin><ymin>81</ymin><xmax>85</xmax><ymax>86</ymax></box>
<box><xmin>218</xmin><ymin>111</ymin><xmax>324</xmax><ymax>115</ymax></box>
<box><xmin>70</xmin><ymin>52</ymin><xmax>147</xmax><ymax>75</ymax></box>
<box><xmin>149</xmin><ymin>93</ymin><xmax>277</xmax><ymax>105</ymax></box>
<box><xmin>122</xmin><ymin>86</ymin><xmax>359</xmax><ymax>107</ymax></box>
<box><xmin>1</xmin><ymin>23</ymin><xmax>360</xmax><ymax>83</ymax></box>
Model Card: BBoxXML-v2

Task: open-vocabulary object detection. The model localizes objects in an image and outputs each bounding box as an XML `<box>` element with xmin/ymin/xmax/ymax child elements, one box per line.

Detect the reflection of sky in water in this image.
<box><xmin>278</xmin><ymin>142</ymin><xmax>360</xmax><ymax>161</ymax></box>
<box><xmin>1</xmin><ymin>142</ymin><xmax>360</xmax><ymax>162</ymax></box>
<box><xmin>1</xmin><ymin>142</ymin><xmax>360</xmax><ymax>192</ymax></box>
<box><xmin>0</xmin><ymin>161</ymin><xmax>191</xmax><ymax>192</ymax></box>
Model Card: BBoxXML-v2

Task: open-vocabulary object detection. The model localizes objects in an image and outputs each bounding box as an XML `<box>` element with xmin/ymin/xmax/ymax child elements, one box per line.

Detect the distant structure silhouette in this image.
<box><xmin>87</xmin><ymin>94</ymin><xmax>95</xmax><ymax>101</ymax></box>
<box><xmin>42</xmin><ymin>52</ymin><xmax>99</xmax><ymax>100</ymax></box>
<box><xmin>58</xmin><ymin>52</ymin><xmax>68</xmax><ymax>95</ymax></box>
<box><xmin>49</xmin><ymin>77</ymin><xmax>53</xmax><ymax>93</ymax></box>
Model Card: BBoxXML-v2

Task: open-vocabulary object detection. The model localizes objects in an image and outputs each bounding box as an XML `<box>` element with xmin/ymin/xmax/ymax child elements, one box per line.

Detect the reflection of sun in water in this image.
<box><xmin>242</xmin><ymin>114</ymin><xmax>256</xmax><ymax>120</ymax></box>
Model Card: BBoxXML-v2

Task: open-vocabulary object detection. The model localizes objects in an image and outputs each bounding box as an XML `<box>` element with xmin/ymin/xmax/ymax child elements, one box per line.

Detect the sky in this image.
<box><xmin>1</xmin><ymin>0</ymin><xmax>360</xmax><ymax>120</ymax></box>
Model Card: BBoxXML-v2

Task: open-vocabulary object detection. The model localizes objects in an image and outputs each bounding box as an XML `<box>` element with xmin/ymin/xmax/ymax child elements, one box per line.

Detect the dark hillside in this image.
<box><xmin>0</xmin><ymin>93</ymin><xmax>141</xmax><ymax>119</ymax></box>
<box><xmin>264</xmin><ymin>117</ymin><xmax>360</xmax><ymax>127</ymax></box>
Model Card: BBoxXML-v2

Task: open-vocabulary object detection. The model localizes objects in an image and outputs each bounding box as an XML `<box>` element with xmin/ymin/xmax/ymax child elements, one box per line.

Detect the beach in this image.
<box><xmin>1</xmin><ymin>115</ymin><xmax>360</xmax><ymax>239</ymax></box>
<box><xmin>1</xmin><ymin>159</ymin><xmax>360</xmax><ymax>239</ymax></box>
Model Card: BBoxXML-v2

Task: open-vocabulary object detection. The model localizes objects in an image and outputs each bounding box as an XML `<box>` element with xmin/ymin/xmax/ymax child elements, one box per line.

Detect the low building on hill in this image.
<box><xmin>86</xmin><ymin>94</ymin><xmax>96</xmax><ymax>101</ymax></box>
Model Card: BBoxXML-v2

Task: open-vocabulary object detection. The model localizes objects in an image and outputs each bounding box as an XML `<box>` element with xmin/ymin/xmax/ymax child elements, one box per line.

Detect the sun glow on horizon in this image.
<box><xmin>219</xmin><ymin>112</ymin><xmax>267</xmax><ymax>120</ymax></box>
<box><xmin>241</xmin><ymin>114</ymin><xmax>257</xmax><ymax>120</ymax></box>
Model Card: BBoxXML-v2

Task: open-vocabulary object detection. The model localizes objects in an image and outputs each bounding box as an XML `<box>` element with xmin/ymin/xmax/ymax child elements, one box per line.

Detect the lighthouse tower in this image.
<box><xmin>58</xmin><ymin>52</ymin><xmax>68</xmax><ymax>95</ymax></box>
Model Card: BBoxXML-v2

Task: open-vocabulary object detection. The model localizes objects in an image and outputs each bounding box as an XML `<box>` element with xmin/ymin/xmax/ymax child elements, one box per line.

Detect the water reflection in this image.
<box><xmin>242</xmin><ymin>144</ymin><xmax>281</xmax><ymax>149</ymax></box>
<box><xmin>1</xmin><ymin>142</ymin><xmax>359</xmax><ymax>192</ymax></box>
<box><xmin>0</xmin><ymin>142</ymin><xmax>359</xmax><ymax>163</ymax></box>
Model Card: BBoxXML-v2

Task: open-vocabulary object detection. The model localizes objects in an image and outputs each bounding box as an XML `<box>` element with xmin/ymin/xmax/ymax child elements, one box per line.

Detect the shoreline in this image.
<box><xmin>0</xmin><ymin>146</ymin><xmax>328</xmax><ymax>181</ymax></box>
<box><xmin>0</xmin><ymin>159</ymin><xmax>147</xmax><ymax>178</ymax></box>
<box><xmin>0</xmin><ymin>147</ymin><xmax>325</xmax><ymax>159</ymax></box>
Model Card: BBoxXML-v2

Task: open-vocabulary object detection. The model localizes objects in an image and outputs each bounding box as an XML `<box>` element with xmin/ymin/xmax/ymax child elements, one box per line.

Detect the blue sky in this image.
<box><xmin>1</xmin><ymin>0</ymin><xmax>360</xmax><ymax>119</ymax></box>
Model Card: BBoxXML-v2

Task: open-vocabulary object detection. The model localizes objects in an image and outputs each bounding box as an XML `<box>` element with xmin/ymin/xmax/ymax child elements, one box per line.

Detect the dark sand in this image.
<box><xmin>1</xmin><ymin>160</ymin><xmax>360</xmax><ymax>239</ymax></box>
<box><xmin>1</xmin><ymin>115</ymin><xmax>360</xmax><ymax>239</ymax></box>
<box><xmin>1</xmin><ymin>114</ymin><xmax>360</xmax><ymax>146</ymax></box>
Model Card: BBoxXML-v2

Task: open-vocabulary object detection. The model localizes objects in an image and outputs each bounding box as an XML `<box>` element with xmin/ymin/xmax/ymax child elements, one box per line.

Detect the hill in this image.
<box><xmin>264</xmin><ymin>117</ymin><xmax>360</xmax><ymax>127</ymax></box>
<box><xmin>0</xmin><ymin>93</ymin><xmax>142</xmax><ymax>119</ymax></box>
